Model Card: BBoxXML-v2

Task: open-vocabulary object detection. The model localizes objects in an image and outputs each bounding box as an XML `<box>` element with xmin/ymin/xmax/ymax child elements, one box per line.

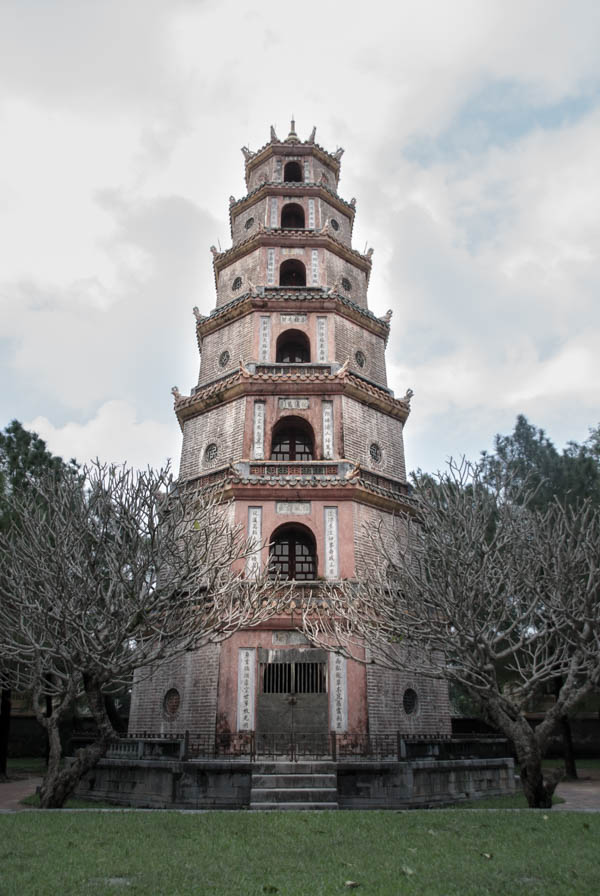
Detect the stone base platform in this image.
<box><xmin>75</xmin><ymin>756</ymin><xmax>515</xmax><ymax>810</ymax></box>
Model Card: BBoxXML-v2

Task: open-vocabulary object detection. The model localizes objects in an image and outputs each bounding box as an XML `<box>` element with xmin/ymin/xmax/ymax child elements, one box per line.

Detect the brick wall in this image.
<box><xmin>179</xmin><ymin>398</ymin><xmax>246</xmax><ymax>480</ymax></box>
<box><xmin>366</xmin><ymin>657</ymin><xmax>452</xmax><ymax>737</ymax></box>
<box><xmin>216</xmin><ymin>247</ymin><xmax>262</xmax><ymax>307</ymax></box>
<box><xmin>341</xmin><ymin>396</ymin><xmax>406</xmax><ymax>479</ymax></box>
<box><xmin>324</xmin><ymin>251</ymin><xmax>368</xmax><ymax>308</ymax></box>
<box><xmin>231</xmin><ymin>197</ymin><xmax>269</xmax><ymax>245</ymax></box>
<box><xmin>128</xmin><ymin>643</ymin><xmax>221</xmax><ymax>739</ymax></box>
<box><xmin>334</xmin><ymin>316</ymin><xmax>387</xmax><ymax>386</ymax></box>
<box><xmin>198</xmin><ymin>315</ymin><xmax>253</xmax><ymax>386</ymax></box>
<box><xmin>353</xmin><ymin>504</ymin><xmax>405</xmax><ymax>577</ymax></box>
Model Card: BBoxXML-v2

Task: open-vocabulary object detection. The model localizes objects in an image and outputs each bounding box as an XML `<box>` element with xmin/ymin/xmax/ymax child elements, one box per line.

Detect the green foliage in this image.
<box><xmin>0</xmin><ymin>420</ymin><xmax>78</xmax><ymax>530</ymax></box>
<box><xmin>484</xmin><ymin>414</ymin><xmax>600</xmax><ymax>510</ymax></box>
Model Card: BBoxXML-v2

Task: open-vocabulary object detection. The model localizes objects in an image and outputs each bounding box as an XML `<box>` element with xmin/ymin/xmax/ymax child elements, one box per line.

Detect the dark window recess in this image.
<box><xmin>355</xmin><ymin>350</ymin><xmax>366</xmax><ymax>368</ymax></box>
<box><xmin>271</xmin><ymin>419</ymin><xmax>314</xmax><ymax>461</ymax></box>
<box><xmin>403</xmin><ymin>688</ymin><xmax>418</xmax><ymax>714</ymax></box>
<box><xmin>232</xmin><ymin>276</ymin><xmax>243</xmax><ymax>291</ymax></box>
<box><xmin>276</xmin><ymin>329</ymin><xmax>310</xmax><ymax>363</ymax></box>
<box><xmin>341</xmin><ymin>277</ymin><xmax>352</xmax><ymax>291</ymax></box>
<box><xmin>369</xmin><ymin>442</ymin><xmax>382</xmax><ymax>463</ymax></box>
<box><xmin>205</xmin><ymin>443</ymin><xmax>218</xmax><ymax>462</ymax></box>
<box><xmin>284</xmin><ymin>161</ymin><xmax>303</xmax><ymax>182</ymax></box>
<box><xmin>330</xmin><ymin>218</ymin><xmax>340</xmax><ymax>231</ymax></box>
<box><xmin>163</xmin><ymin>688</ymin><xmax>180</xmax><ymax>718</ymax></box>
<box><xmin>245</xmin><ymin>217</ymin><xmax>255</xmax><ymax>230</ymax></box>
<box><xmin>219</xmin><ymin>350</ymin><xmax>230</xmax><ymax>368</ymax></box>
<box><xmin>281</xmin><ymin>203</ymin><xmax>305</xmax><ymax>229</ymax></box>
<box><xmin>279</xmin><ymin>259</ymin><xmax>306</xmax><ymax>286</ymax></box>
<box><xmin>270</xmin><ymin>526</ymin><xmax>317</xmax><ymax>580</ymax></box>
<box><xmin>261</xmin><ymin>661</ymin><xmax>326</xmax><ymax>694</ymax></box>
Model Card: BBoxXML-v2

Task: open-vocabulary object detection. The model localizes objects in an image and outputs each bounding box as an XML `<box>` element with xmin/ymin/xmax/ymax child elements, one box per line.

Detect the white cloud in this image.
<box><xmin>26</xmin><ymin>400</ymin><xmax>180</xmax><ymax>472</ymax></box>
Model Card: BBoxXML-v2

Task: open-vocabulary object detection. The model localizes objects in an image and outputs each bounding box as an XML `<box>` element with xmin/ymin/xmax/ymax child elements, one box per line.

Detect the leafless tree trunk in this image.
<box><xmin>0</xmin><ymin>462</ymin><xmax>289</xmax><ymax>807</ymax></box>
<box><xmin>302</xmin><ymin>460</ymin><xmax>600</xmax><ymax>808</ymax></box>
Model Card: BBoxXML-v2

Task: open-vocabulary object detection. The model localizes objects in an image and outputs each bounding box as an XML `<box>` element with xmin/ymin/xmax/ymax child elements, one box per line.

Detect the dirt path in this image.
<box><xmin>0</xmin><ymin>775</ymin><xmax>42</xmax><ymax>812</ymax></box>
<box><xmin>554</xmin><ymin>768</ymin><xmax>600</xmax><ymax>812</ymax></box>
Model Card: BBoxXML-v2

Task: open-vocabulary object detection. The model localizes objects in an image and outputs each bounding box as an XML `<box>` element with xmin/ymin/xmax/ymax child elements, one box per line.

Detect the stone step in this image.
<box><xmin>252</xmin><ymin>761</ymin><xmax>336</xmax><ymax>775</ymax></box>
<box><xmin>252</xmin><ymin>774</ymin><xmax>336</xmax><ymax>789</ymax></box>
<box><xmin>250</xmin><ymin>802</ymin><xmax>339</xmax><ymax>810</ymax></box>
<box><xmin>250</xmin><ymin>787</ymin><xmax>338</xmax><ymax>803</ymax></box>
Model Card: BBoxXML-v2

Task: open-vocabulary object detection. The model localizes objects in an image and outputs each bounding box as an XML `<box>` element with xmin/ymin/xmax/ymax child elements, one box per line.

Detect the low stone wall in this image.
<box><xmin>76</xmin><ymin>756</ymin><xmax>514</xmax><ymax>809</ymax></box>
<box><xmin>337</xmin><ymin>758</ymin><xmax>515</xmax><ymax>808</ymax></box>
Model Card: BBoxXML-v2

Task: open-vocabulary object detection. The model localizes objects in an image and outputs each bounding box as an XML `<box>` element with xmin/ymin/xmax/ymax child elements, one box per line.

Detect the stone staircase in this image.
<box><xmin>250</xmin><ymin>761</ymin><xmax>338</xmax><ymax>810</ymax></box>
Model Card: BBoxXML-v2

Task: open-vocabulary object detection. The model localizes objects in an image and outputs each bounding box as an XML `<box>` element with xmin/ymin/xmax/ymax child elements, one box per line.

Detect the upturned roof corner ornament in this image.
<box><xmin>308</xmin><ymin>126</ymin><xmax>316</xmax><ymax>144</ymax></box>
<box><xmin>171</xmin><ymin>386</ymin><xmax>182</xmax><ymax>401</ymax></box>
<box><xmin>366</xmin><ymin>247</ymin><xmax>374</xmax><ymax>259</ymax></box>
<box><xmin>345</xmin><ymin>462</ymin><xmax>361</xmax><ymax>481</ymax></box>
<box><xmin>193</xmin><ymin>306</ymin><xmax>205</xmax><ymax>322</ymax></box>
<box><xmin>229</xmin><ymin>195</ymin><xmax>236</xmax><ymax>206</ymax></box>
<box><xmin>270</xmin><ymin>125</ymin><xmax>279</xmax><ymax>143</ymax></box>
<box><xmin>241</xmin><ymin>146</ymin><xmax>253</xmax><ymax>161</ymax></box>
<box><xmin>334</xmin><ymin>147</ymin><xmax>345</xmax><ymax>160</ymax></box>
<box><xmin>403</xmin><ymin>388</ymin><xmax>414</xmax><ymax>404</ymax></box>
<box><xmin>350</xmin><ymin>197</ymin><xmax>356</xmax><ymax>207</ymax></box>
<box><xmin>239</xmin><ymin>359</ymin><xmax>251</xmax><ymax>377</ymax></box>
<box><xmin>210</xmin><ymin>245</ymin><xmax>220</xmax><ymax>257</ymax></box>
<box><xmin>382</xmin><ymin>309</ymin><xmax>393</xmax><ymax>323</ymax></box>
<box><xmin>335</xmin><ymin>358</ymin><xmax>350</xmax><ymax>377</ymax></box>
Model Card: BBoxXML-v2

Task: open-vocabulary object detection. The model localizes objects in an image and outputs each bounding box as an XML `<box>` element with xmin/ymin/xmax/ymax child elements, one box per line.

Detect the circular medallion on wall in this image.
<box><xmin>330</xmin><ymin>218</ymin><xmax>340</xmax><ymax>231</ymax></box>
<box><xmin>219</xmin><ymin>350</ymin><xmax>230</xmax><ymax>368</ymax></box>
<box><xmin>369</xmin><ymin>442</ymin><xmax>382</xmax><ymax>464</ymax></box>
<box><xmin>245</xmin><ymin>217</ymin><xmax>255</xmax><ymax>230</ymax></box>
<box><xmin>163</xmin><ymin>688</ymin><xmax>181</xmax><ymax>719</ymax></box>
<box><xmin>403</xmin><ymin>688</ymin><xmax>418</xmax><ymax>715</ymax></box>
<box><xmin>204</xmin><ymin>443</ymin><xmax>218</xmax><ymax>464</ymax></box>
<box><xmin>341</xmin><ymin>277</ymin><xmax>352</xmax><ymax>292</ymax></box>
<box><xmin>355</xmin><ymin>350</ymin><xmax>366</xmax><ymax>368</ymax></box>
<box><xmin>232</xmin><ymin>276</ymin><xmax>243</xmax><ymax>292</ymax></box>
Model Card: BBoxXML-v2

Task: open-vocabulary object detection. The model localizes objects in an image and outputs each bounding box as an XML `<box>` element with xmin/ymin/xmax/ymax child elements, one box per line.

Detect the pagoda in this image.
<box><xmin>128</xmin><ymin>122</ymin><xmax>451</xmax><ymax>749</ymax></box>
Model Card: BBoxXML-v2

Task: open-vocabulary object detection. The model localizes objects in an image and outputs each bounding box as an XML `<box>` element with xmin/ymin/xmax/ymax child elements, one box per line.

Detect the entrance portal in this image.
<box><xmin>256</xmin><ymin>647</ymin><xmax>329</xmax><ymax>756</ymax></box>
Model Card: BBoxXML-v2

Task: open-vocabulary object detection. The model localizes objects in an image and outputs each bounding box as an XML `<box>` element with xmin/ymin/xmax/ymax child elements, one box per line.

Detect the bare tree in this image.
<box><xmin>0</xmin><ymin>462</ymin><xmax>285</xmax><ymax>808</ymax></box>
<box><xmin>303</xmin><ymin>461</ymin><xmax>600</xmax><ymax>808</ymax></box>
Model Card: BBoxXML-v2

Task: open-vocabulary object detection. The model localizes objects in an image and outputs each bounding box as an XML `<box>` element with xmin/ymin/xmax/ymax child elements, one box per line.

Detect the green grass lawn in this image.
<box><xmin>0</xmin><ymin>810</ymin><xmax>598</xmax><ymax>896</ymax></box>
<box><xmin>6</xmin><ymin>756</ymin><xmax>47</xmax><ymax>776</ymax></box>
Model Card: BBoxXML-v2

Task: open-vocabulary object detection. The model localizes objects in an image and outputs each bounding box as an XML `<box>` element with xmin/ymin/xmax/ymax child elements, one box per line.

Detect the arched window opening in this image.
<box><xmin>270</xmin><ymin>524</ymin><xmax>317</xmax><ymax>581</ymax></box>
<box><xmin>279</xmin><ymin>259</ymin><xmax>306</xmax><ymax>287</ymax></box>
<box><xmin>281</xmin><ymin>203</ymin><xmax>305</xmax><ymax>229</ymax></box>
<box><xmin>276</xmin><ymin>329</ymin><xmax>310</xmax><ymax>363</ymax></box>
<box><xmin>284</xmin><ymin>161</ymin><xmax>303</xmax><ymax>182</ymax></box>
<box><xmin>270</xmin><ymin>416</ymin><xmax>314</xmax><ymax>461</ymax></box>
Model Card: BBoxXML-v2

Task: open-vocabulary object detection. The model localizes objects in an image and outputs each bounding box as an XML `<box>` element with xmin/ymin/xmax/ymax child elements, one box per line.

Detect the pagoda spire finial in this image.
<box><xmin>286</xmin><ymin>116</ymin><xmax>299</xmax><ymax>143</ymax></box>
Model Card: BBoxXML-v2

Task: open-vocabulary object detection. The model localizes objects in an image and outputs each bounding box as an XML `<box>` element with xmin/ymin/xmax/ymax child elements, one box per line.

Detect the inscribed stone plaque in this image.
<box><xmin>303</xmin><ymin>160</ymin><xmax>310</xmax><ymax>183</ymax></box>
<box><xmin>259</xmin><ymin>316</ymin><xmax>271</xmax><ymax>361</ymax></box>
<box><xmin>276</xmin><ymin>501</ymin><xmax>311</xmax><ymax>515</ymax></box>
<box><xmin>329</xmin><ymin>653</ymin><xmax>348</xmax><ymax>732</ymax></box>
<box><xmin>267</xmin><ymin>249</ymin><xmax>275</xmax><ymax>285</ymax></box>
<box><xmin>273</xmin><ymin>631</ymin><xmax>310</xmax><ymax>645</ymax></box>
<box><xmin>317</xmin><ymin>316</ymin><xmax>328</xmax><ymax>362</ymax></box>
<box><xmin>246</xmin><ymin>507</ymin><xmax>262</xmax><ymax>577</ymax></box>
<box><xmin>322</xmin><ymin>401</ymin><xmax>334</xmax><ymax>459</ymax></box>
<box><xmin>280</xmin><ymin>313</ymin><xmax>307</xmax><ymax>324</ymax></box>
<box><xmin>253</xmin><ymin>402</ymin><xmax>265</xmax><ymax>459</ymax></box>
<box><xmin>311</xmin><ymin>250</ymin><xmax>319</xmax><ymax>285</ymax></box>
<box><xmin>278</xmin><ymin>397</ymin><xmax>309</xmax><ymax>410</ymax></box>
<box><xmin>308</xmin><ymin>199</ymin><xmax>315</xmax><ymax>230</ymax></box>
<box><xmin>275</xmin><ymin>159</ymin><xmax>282</xmax><ymax>182</ymax></box>
<box><xmin>324</xmin><ymin>506</ymin><xmax>339</xmax><ymax>579</ymax></box>
<box><xmin>270</xmin><ymin>197</ymin><xmax>278</xmax><ymax>228</ymax></box>
<box><xmin>237</xmin><ymin>648</ymin><xmax>256</xmax><ymax>731</ymax></box>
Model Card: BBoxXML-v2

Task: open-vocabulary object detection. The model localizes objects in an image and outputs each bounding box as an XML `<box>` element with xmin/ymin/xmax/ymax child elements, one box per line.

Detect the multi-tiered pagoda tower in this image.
<box><xmin>129</xmin><ymin>122</ymin><xmax>451</xmax><ymax>747</ymax></box>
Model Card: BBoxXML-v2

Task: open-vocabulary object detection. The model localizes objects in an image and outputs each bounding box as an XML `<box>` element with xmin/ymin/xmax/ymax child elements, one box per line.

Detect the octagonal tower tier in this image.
<box><xmin>128</xmin><ymin>123</ymin><xmax>451</xmax><ymax>748</ymax></box>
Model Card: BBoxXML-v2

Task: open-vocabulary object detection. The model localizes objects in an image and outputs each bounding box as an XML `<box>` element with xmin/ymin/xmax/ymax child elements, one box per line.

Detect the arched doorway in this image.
<box><xmin>276</xmin><ymin>329</ymin><xmax>310</xmax><ymax>363</ymax></box>
<box><xmin>270</xmin><ymin>416</ymin><xmax>314</xmax><ymax>461</ymax></box>
<box><xmin>279</xmin><ymin>259</ymin><xmax>306</xmax><ymax>287</ymax></box>
<box><xmin>281</xmin><ymin>203</ymin><xmax>305</xmax><ymax>229</ymax></box>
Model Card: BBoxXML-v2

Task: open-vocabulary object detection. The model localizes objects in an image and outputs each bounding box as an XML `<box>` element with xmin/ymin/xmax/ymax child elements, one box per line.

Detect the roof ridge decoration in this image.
<box><xmin>229</xmin><ymin>181</ymin><xmax>355</xmax><ymax>212</ymax></box>
<box><xmin>240</xmin><ymin>122</ymin><xmax>343</xmax><ymax>169</ymax></box>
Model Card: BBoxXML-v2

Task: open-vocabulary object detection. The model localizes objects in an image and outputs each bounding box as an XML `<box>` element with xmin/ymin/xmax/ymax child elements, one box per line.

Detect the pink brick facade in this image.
<box><xmin>129</xmin><ymin>122</ymin><xmax>451</xmax><ymax>742</ymax></box>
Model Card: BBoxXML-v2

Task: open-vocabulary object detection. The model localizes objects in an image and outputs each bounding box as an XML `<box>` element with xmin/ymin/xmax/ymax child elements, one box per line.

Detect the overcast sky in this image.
<box><xmin>1</xmin><ymin>0</ymin><xmax>599</xmax><ymax>475</ymax></box>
